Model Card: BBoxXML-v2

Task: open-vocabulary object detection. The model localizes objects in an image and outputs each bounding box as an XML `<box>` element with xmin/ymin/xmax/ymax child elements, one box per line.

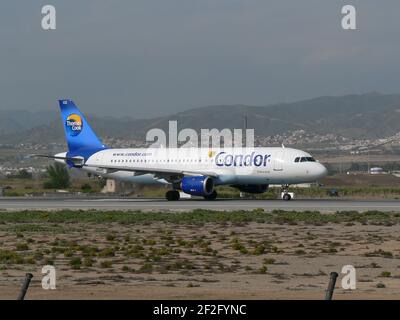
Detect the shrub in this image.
<box><xmin>83</xmin><ymin>257</ymin><xmax>95</xmax><ymax>267</ymax></box>
<box><xmin>63</xmin><ymin>249</ymin><xmax>74</xmax><ymax>257</ymax></box>
<box><xmin>34</xmin><ymin>251</ymin><xmax>44</xmax><ymax>261</ymax></box>
<box><xmin>81</xmin><ymin>246</ymin><xmax>99</xmax><ymax>257</ymax></box>
<box><xmin>69</xmin><ymin>257</ymin><xmax>82</xmax><ymax>269</ymax></box>
<box><xmin>81</xmin><ymin>183</ymin><xmax>92</xmax><ymax>193</ymax></box>
<box><xmin>365</xmin><ymin>249</ymin><xmax>393</xmax><ymax>258</ymax></box>
<box><xmin>143</xmin><ymin>239</ymin><xmax>156</xmax><ymax>245</ymax></box>
<box><xmin>380</xmin><ymin>271</ymin><xmax>391</xmax><ymax>278</ymax></box>
<box><xmin>99</xmin><ymin>247</ymin><xmax>115</xmax><ymax>257</ymax></box>
<box><xmin>25</xmin><ymin>256</ymin><xmax>36</xmax><ymax>264</ymax></box>
<box><xmin>106</xmin><ymin>234</ymin><xmax>116</xmax><ymax>241</ymax></box>
<box><xmin>263</xmin><ymin>258</ymin><xmax>276</xmax><ymax>265</ymax></box>
<box><xmin>15</xmin><ymin>243</ymin><xmax>29</xmax><ymax>251</ymax></box>
<box><xmin>0</xmin><ymin>250</ymin><xmax>24</xmax><ymax>264</ymax></box>
<box><xmin>12</xmin><ymin>169</ymin><xmax>33</xmax><ymax>179</ymax></box>
<box><xmin>100</xmin><ymin>260</ymin><xmax>113</xmax><ymax>268</ymax></box>
<box><xmin>139</xmin><ymin>263</ymin><xmax>153</xmax><ymax>273</ymax></box>
<box><xmin>259</xmin><ymin>266</ymin><xmax>268</xmax><ymax>274</ymax></box>
<box><xmin>231</xmin><ymin>238</ymin><xmax>247</xmax><ymax>253</ymax></box>
<box><xmin>43</xmin><ymin>163</ymin><xmax>71</xmax><ymax>189</ymax></box>
<box><xmin>252</xmin><ymin>245</ymin><xmax>266</xmax><ymax>255</ymax></box>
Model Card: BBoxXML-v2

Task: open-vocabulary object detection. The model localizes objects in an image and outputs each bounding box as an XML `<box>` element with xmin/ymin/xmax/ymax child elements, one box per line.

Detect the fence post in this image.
<box><xmin>325</xmin><ymin>272</ymin><xmax>338</xmax><ymax>300</ymax></box>
<box><xmin>17</xmin><ymin>273</ymin><xmax>33</xmax><ymax>300</ymax></box>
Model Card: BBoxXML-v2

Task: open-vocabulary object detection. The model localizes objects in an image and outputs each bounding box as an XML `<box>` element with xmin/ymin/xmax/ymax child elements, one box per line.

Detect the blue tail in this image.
<box><xmin>58</xmin><ymin>99</ymin><xmax>107</xmax><ymax>158</ymax></box>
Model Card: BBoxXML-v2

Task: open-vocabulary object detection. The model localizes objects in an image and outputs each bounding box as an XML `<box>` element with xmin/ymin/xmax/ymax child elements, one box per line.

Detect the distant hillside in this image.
<box><xmin>1</xmin><ymin>92</ymin><xmax>400</xmax><ymax>145</ymax></box>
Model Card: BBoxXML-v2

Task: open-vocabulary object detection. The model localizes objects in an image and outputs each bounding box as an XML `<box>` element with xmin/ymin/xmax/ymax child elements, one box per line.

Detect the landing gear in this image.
<box><xmin>204</xmin><ymin>190</ymin><xmax>217</xmax><ymax>200</ymax></box>
<box><xmin>166</xmin><ymin>190</ymin><xmax>180</xmax><ymax>201</ymax></box>
<box><xmin>282</xmin><ymin>193</ymin><xmax>291</xmax><ymax>201</ymax></box>
<box><xmin>281</xmin><ymin>184</ymin><xmax>292</xmax><ymax>201</ymax></box>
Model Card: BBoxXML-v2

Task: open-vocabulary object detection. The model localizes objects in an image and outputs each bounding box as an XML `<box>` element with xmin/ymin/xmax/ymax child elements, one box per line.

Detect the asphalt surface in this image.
<box><xmin>0</xmin><ymin>197</ymin><xmax>400</xmax><ymax>212</ymax></box>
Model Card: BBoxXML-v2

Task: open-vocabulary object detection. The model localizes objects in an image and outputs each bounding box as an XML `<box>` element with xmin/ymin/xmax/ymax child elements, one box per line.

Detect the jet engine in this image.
<box><xmin>181</xmin><ymin>176</ymin><xmax>214</xmax><ymax>196</ymax></box>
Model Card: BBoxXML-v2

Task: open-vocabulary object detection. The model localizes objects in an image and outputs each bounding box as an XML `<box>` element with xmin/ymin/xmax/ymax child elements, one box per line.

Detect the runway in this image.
<box><xmin>1</xmin><ymin>197</ymin><xmax>400</xmax><ymax>212</ymax></box>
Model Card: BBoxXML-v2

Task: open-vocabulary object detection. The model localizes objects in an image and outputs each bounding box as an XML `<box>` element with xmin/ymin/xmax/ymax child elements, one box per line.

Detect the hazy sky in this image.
<box><xmin>1</xmin><ymin>1</ymin><xmax>399</xmax><ymax>118</ymax></box>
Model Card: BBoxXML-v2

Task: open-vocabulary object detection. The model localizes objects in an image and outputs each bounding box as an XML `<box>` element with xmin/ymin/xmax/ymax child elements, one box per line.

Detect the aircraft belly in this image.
<box><xmin>129</xmin><ymin>174</ymin><xmax>167</xmax><ymax>185</ymax></box>
<box><xmin>82</xmin><ymin>167</ymin><xmax>167</xmax><ymax>185</ymax></box>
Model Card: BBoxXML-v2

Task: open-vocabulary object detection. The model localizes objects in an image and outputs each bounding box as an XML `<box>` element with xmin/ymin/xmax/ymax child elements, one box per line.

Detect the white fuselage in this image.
<box><xmin>58</xmin><ymin>147</ymin><xmax>327</xmax><ymax>186</ymax></box>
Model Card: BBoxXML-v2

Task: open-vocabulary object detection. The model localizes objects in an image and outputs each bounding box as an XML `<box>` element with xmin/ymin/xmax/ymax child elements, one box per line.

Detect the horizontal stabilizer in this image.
<box><xmin>30</xmin><ymin>154</ymin><xmax>85</xmax><ymax>167</ymax></box>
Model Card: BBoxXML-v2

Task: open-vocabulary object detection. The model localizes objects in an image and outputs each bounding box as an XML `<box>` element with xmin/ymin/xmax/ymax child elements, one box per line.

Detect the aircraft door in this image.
<box><xmin>273</xmin><ymin>150</ymin><xmax>284</xmax><ymax>171</ymax></box>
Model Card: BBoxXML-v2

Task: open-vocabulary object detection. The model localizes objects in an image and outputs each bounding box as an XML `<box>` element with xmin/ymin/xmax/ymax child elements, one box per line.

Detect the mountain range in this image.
<box><xmin>1</xmin><ymin>92</ymin><xmax>400</xmax><ymax>145</ymax></box>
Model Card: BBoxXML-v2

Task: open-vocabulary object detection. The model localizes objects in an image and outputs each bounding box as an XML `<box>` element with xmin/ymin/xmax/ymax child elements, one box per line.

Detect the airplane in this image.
<box><xmin>37</xmin><ymin>99</ymin><xmax>328</xmax><ymax>201</ymax></box>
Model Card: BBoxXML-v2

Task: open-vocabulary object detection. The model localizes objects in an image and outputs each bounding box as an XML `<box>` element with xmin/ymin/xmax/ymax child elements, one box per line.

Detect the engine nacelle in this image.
<box><xmin>234</xmin><ymin>184</ymin><xmax>269</xmax><ymax>194</ymax></box>
<box><xmin>181</xmin><ymin>176</ymin><xmax>214</xmax><ymax>196</ymax></box>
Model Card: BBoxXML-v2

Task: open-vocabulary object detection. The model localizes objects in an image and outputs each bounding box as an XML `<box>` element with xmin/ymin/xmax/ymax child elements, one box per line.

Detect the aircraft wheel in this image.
<box><xmin>282</xmin><ymin>193</ymin><xmax>291</xmax><ymax>201</ymax></box>
<box><xmin>204</xmin><ymin>190</ymin><xmax>217</xmax><ymax>200</ymax></box>
<box><xmin>166</xmin><ymin>190</ymin><xmax>180</xmax><ymax>201</ymax></box>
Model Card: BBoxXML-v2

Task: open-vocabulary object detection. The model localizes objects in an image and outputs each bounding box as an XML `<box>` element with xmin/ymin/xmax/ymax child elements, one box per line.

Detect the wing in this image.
<box><xmin>31</xmin><ymin>154</ymin><xmax>220</xmax><ymax>180</ymax></box>
<box><xmin>82</xmin><ymin>163</ymin><xmax>219</xmax><ymax>180</ymax></box>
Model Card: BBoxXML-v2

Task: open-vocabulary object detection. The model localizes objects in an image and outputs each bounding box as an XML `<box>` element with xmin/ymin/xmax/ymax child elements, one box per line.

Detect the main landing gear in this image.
<box><xmin>281</xmin><ymin>184</ymin><xmax>292</xmax><ymax>201</ymax></box>
<box><xmin>204</xmin><ymin>190</ymin><xmax>217</xmax><ymax>200</ymax></box>
<box><xmin>165</xmin><ymin>190</ymin><xmax>180</xmax><ymax>201</ymax></box>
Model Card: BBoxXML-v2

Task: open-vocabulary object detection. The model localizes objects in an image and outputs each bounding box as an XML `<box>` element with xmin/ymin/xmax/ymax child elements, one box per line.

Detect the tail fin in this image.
<box><xmin>58</xmin><ymin>99</ymin><xmax>107</xmax><ymax>155</ymax></box>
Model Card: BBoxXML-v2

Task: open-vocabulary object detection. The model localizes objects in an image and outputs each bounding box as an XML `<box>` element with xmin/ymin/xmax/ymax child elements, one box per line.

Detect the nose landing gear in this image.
<box><xmin>281</xmin><ymin>184</ymin><xmax>292</xmax><ymax>201</ymax></box>
<box><xmin>282</xmin><ymin>193</ymin><xmax>291</xmax><ymax>201</ymax></box>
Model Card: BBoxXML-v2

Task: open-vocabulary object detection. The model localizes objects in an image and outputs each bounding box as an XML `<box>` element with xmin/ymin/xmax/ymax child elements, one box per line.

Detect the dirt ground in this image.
<box><xmin>1</xmin><ymin>220</ymin><xmax>400</xmax><ymax>300</ymax></box>
<box><xmin>321</xmin><ymin>173</ymin><xmax>400</xmax><ymax>187</ymax></box>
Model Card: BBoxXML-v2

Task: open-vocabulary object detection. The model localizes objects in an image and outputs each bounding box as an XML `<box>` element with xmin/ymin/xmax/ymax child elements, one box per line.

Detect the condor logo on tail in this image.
<box><xmin>65</xmin><ymin>114</ymin><xmax>83</xmax><ymax>136</ymax></box>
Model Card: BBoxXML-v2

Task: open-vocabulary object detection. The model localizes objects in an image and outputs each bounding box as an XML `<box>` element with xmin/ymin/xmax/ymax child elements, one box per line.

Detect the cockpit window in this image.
<box><xmin>296</xmin><ymin>156</ymin><xmax>316</xmax><ymax>163</ymax></box>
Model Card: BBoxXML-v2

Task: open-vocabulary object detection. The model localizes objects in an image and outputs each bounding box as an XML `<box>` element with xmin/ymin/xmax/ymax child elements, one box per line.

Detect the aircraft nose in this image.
<box><xmin>315</xmin><ymin>163</ymin><xmax>328</xmax><ymax>179</ymax></box>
